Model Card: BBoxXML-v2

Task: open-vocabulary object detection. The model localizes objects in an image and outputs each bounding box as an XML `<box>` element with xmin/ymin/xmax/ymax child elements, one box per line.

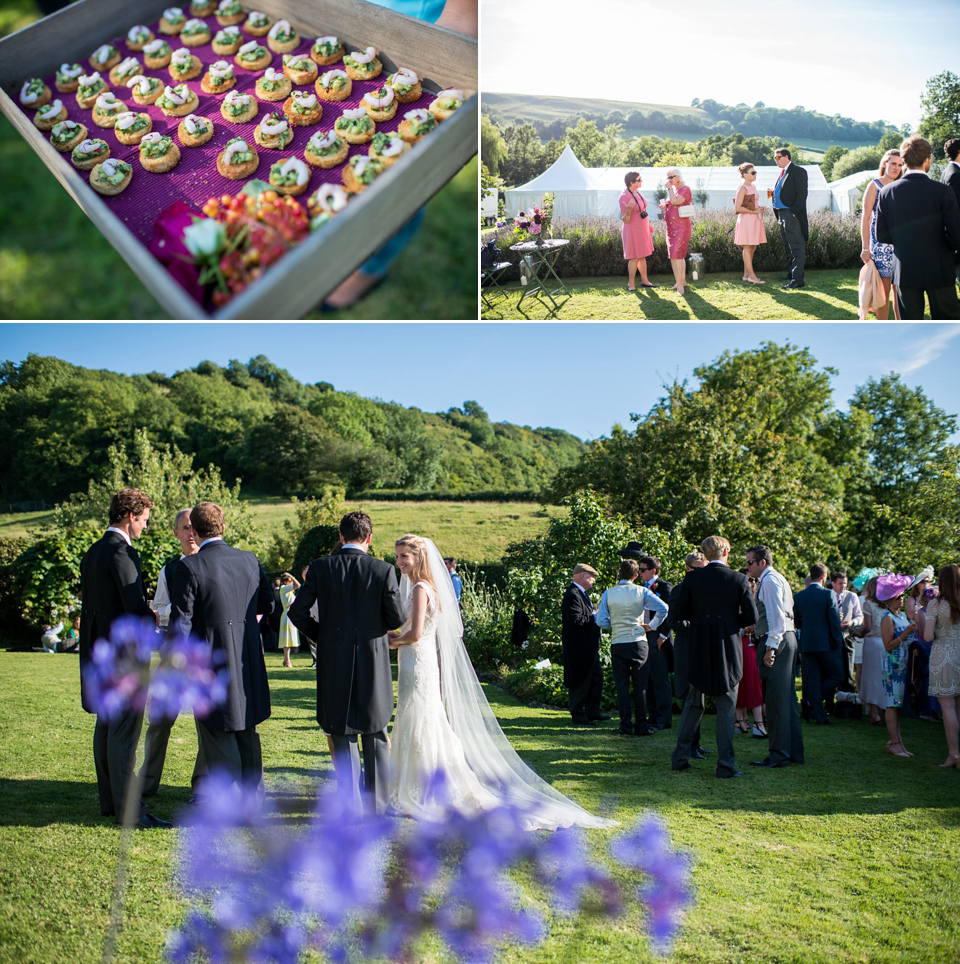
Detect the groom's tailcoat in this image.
<box><xmin>288</xmin><ymin>547</ymin><xmax>406</xmax><ymax>736</ymax></box>
<box><xmin>674</xmin><ymin>563</ymin><xmax>757</xmax><ymax>696</ymax></box>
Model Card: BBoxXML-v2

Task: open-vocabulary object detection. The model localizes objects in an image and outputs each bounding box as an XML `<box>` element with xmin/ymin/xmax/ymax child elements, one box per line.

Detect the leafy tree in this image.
<box><xmin>550</xmin><ymin>344</ymin><xmax>855</xmax><ymax>581</ymax></box>
<box><xmin>918</xmin><ymin>70</ymin><xmax>960</xmax><ymax>155</ymax></box>
<box><xmin>820</xmin><ymin>145</ymin><xmax>849</xmax><ymax>181</ymax></box>
<box><xmin>500</xmin><ymin>123</ymin><xmax>544</xmax><ymax>187</ymax></box>
<box><xmin>840</xmin><ymin>374</ymin><xmax>958</xmax><ymax>568</ymax></box>
<box><xmin>831</xmin><ymin>146</ymin><xmax>883</xmax><ymax>180</ymax></box>
<box><xmin>480</xmin><ymin>114</ymin><xmax>507</xmax><ymax>177</ymax></box>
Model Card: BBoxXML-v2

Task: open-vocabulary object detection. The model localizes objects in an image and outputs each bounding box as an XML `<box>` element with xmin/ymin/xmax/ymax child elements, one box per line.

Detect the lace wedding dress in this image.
<box><xmin>388</xmin><ymin>538</ymin><xmax>617</xmax><ymax>831</ymax></box>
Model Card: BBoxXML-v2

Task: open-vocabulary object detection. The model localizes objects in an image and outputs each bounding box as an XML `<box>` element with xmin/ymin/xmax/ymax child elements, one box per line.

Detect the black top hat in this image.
<box><xmin>617</xmin><ymin>541</ymin><xmax>645</xmax><ymax>559</ymax></box>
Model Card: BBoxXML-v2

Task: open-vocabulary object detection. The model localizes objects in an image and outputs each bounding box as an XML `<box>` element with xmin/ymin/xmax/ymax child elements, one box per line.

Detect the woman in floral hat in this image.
<box><xmin>877</xmin><ymin>573</ymin><xmax>918</xmax><ymax>757</ymax></box>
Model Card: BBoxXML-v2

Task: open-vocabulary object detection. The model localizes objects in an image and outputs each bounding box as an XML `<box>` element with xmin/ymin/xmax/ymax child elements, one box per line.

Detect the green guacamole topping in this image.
<box><xmin>283</xmin><ymin>56</ymin><xmax>311</xmax><ymax>71</ymax></box>
<box><xmin>78</xmin><ymin>79</ymin><xmax>105</xmax><ymax>98</ymax></box>
<box><xmin>139</xmin><ymin>135</ymin><xmax>173</xmax><ymax>157</ymax></box>
<box><xmin>355</xmin><ymin>158</ymin><xmax>385</xmax><ymax>184</ymax></box>
<box><xmin>224</xmin><ymin>137</ymin><xmax>253</xmax><ymax>163</ymax></box>
<box><xmin>98</xmin><ymin>160</ymin><xmax>131</xmax><ymax>185</ymax></box>
<box><xmin>336</xmin><ymin>114</ymin><xmax>371</xmax><ymax>134</ymax></box>
<box><xmin>240</xmin><ymin>46</ymin><xmax>266</xmax><ymax>61</ymax></box>
<box><xmin>157</xmin><ymin>85</ymin><xmax>191</xmax><ymax>108</ymax></box>
<box><xmin>57</xmin><ymin>64</ymin><xmax>81</xmax><ymax>83</ymax></box>
<box><xmin>310</xmin><ymin>135</ymin><xmax>342</xmax><ymax>156</ymax></box>
<box><xmin>183</xmin><ymin>22</ymin><xmax>208</xmax><ymax>34</ymax></box>
<box><xmin>410</xmin><ymin>114</ymin><xmax>436</xmax><ymax>136</ymax></box>
<box><xmin>269</xmin><ymin>161</ymin><xmax>299</xmax><ymax>186</ymax></box>
<box><xmin>312</xmin><ymin>39</ymin><xmax>339</xmax><ymax>56</ymax></box>
<box><xmin>72</xmin><ymin>140</ymin><xmax>107</xmax><ymax>161</ymax></box>
<box><xmin>388</xmin><ymin>73</ymin><xmax>413</xmax><ymax>93</ymax></box>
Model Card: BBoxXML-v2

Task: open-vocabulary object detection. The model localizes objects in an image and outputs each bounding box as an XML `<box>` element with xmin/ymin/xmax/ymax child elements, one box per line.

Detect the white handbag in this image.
<box><xmin>678</xmin><ymin>204</ymin><xmax>694</xmax><ymax>218</ymax></box>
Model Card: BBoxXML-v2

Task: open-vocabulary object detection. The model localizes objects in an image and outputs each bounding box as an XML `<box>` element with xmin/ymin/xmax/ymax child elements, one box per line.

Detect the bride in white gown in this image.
<box><xmin>388</xmin><ymin>534</ymin><xmax>616</xmax><ymax>831</ymax></box>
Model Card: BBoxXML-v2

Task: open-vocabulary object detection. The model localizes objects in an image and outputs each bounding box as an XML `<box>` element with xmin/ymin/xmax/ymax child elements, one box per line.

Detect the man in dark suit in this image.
<box><xmin>670</xmin><ymin>536</ymin><xmax>758</xmax><ymax>778</ymax></box>
<box><xmin>560</xmin><ymin>563</ymin><xmax>606</xmax><ymax>727</ymax></box>
<box><xmin>637</xmin><ymin>553</ymin><xmax>674</xmax><ymax>730</ymax></box>
<box><xmin>657</xmin><ymin>551</ymin><xmax>708</xmax><ymax>755</ymax></box>
<box><xmin>793</xmin><ymin>563</ymin><xmax>845</xmax><ymax>725</ymax></box>
<box><xmin>876</xmin><ymin>135</ymin><xmax>960</xmax><ymax>319</ymax></box>
<box><xmin>171</xmin><ymin>501</ymin><xmax>274</xmax><ymax>793</ymax></box>
<box><xmin>940</xmin><ymin>137</ymin><xmax>960</xmax><ymax>289</ymax></box>
<box><xmin>79</xmin><ymin>487</ymin><xmax>168</xmax><ymax>827</ymax></box>
<box><xmin>288</xmin><ymin>511</ymin><xmax>406</xmax><ymax>814</ymax></box>
<box><xmin>773</xmin><ymin>147</ymin><xmax>809</xmax><ymax>289</ymax></box>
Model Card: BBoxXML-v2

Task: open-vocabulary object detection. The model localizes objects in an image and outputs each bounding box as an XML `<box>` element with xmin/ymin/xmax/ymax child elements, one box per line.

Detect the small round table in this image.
<box><xmin>508</xmin><ymin>239</ymin><xmax>571</xmax><ymax>316</ymax></box>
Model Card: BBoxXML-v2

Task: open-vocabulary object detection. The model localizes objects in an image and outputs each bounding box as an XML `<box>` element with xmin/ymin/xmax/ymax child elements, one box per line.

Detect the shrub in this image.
<box><xmin>292</xmin><ymin>524</ymin><xmax>343</xmax><ymax>575</ymax></box>
<box><xmin>459</xmin><ymin>568</ymin><xmax>520</xmax><ymax>674</ymax></box>
<box><xmin>490</xmin><ymin>208</ymin><xmax>863</xmax><ymax>281</ymax></box>
<box><xmin>831</xmin><ymin>145</ymin><xmax>883</xmax><ymax>181</ymax></box>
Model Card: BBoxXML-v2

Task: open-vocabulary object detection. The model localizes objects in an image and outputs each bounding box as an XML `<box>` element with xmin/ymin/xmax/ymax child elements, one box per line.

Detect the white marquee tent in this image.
<box><xmin>504</xmin><ymin>149</ymin><xmax>834</xmax><ymax>217</ymax></box>
<box><xmin>828</xmin><ymin>169</ymin><xmax>878</xmax><ymax>214</ymax></box>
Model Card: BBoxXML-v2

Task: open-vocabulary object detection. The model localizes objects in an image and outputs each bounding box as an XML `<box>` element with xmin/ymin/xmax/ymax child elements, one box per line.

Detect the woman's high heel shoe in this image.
<box><xmin>938</xmin><ymin>755</ymin><xmax>960</xmax><ymax>768</ymax></box>
<box><xmin>885</xmin><ymin>741</ymin><xmax>911</xmax><ymax>757</ymax></box>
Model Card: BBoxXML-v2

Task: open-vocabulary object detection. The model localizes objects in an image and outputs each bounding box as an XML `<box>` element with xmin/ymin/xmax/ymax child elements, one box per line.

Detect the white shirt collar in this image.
<box><xmin>199</xmin><ymin>536</ymin><xmax>223</xmax><ymax>549</ymax></box>
<box><xmin>106</xmin><ymin>525</ymin><xmax>131</xmax><ymax>545</ymax></box>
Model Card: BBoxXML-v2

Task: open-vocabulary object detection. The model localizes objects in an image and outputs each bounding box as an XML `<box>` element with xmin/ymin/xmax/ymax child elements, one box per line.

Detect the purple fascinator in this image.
<box><xmin>876</xmin><ymin>573</ymin><xmax>913</xmax><ymax>601</ymax></box>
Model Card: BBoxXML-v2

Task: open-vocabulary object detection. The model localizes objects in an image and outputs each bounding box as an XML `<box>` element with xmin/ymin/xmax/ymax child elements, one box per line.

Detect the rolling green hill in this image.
<box><xmin>482</xmin><ymin>91</ymin><xmax>710</xmax><ymax>126</ymax></box>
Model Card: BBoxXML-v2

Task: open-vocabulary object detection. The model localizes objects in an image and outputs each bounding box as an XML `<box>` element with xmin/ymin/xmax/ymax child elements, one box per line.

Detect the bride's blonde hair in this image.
<box><xmin>395</xmin><ymin>534</ymin><xmax>438</xmax><ymax>595</ymax></box>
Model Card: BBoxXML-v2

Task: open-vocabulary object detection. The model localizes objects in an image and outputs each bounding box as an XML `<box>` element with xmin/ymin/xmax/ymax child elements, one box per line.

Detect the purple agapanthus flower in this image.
<box><xmin>609</xmin><ymin>813</ymin><xmax>693</xmax><ymax>954</ymax></box>
<box><xmin>81</xmin><ymin>616</ymin><xmax>228</xmax><ymax>725</ymax></box>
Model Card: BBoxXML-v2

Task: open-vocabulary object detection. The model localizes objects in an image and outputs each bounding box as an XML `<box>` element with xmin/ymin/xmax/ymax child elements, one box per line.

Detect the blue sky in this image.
<box><xmin>2</xmin><ymin>322</ymin><xmax>958</xmax><ymax>442</ymax></box>
<box><xmin>481</xmin><ymin>0</ymin><xmax>956</xmax><ymax>132</ymax></box>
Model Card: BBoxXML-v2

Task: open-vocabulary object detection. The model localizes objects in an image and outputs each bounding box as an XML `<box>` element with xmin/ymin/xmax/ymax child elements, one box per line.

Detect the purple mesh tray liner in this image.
<box><xmin>17</xmin><ymin>12</ymin><xmax>439</xmax><ymax>247</ymax></box>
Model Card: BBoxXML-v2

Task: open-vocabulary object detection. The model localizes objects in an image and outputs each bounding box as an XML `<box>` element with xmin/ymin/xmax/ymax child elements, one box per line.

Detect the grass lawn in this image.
<box><xmin>1</xmin><ymin>500</ymin><xmax>567</xmax><ymax>564</ymax></box>
<box><xmin>480</xmin><ymin>269</ymin><xmax>913</xmax><ymax>321</ymax></box>
<box><xmin>2</xmin><ymin>650</ymin><xmax>958</xmax><ymax>964</ymax></box>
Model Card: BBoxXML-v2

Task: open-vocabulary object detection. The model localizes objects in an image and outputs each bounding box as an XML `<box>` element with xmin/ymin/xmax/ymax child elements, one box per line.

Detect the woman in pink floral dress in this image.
<box><xmin>660</xmin><ymin>168</ymin><xmax>693</xmax><ymax>295</ymax></box>
<box><xmin>619</xmin><ymin>171</ymin><xmax>654</xmax><ymax>291</ymax></box>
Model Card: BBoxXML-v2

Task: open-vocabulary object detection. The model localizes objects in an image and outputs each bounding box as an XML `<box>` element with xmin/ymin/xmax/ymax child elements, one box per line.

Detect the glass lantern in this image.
<box><xmin>688</xmin><ymin>252</ymin><xmax>704</xmax><ymax>281</ymax></box>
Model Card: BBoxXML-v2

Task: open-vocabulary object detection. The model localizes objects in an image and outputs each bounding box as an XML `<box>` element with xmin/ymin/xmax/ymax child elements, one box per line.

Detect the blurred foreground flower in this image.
<box><xmin>82</xmin><ymin>615</ymin><xmax>229</xmax><ymax>724</ymax></box>
<box><xmin>169</xmin><ymin>772</ymin><xmax>692</xmax><ymax>964</ymax></box>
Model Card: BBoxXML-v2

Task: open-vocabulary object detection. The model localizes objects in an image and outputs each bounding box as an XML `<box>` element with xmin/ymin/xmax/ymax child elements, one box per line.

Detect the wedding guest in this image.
<box><xmin>41</xmin><ymin>621</ymin><xmax>63</xmax><ymax>653</ymax></box>
<box><xmin>619</xmin><ymin>172</ymin><xmax>654</xmax><ymax>291</ymax></box>
<box><xmin>660</xmin><ymin>168</ymin><xmax>693</xmax><ymax>295</ymax></box>
<box><xmin>278</xmin><ymin>571</ymin><xmax>301</xmax><ymax>668</ymax></box>
<box><xmin>733</xmin><ymin>162</ymin><xmax>767</xmax><ymax>284</ymax></box>
<box><xmin>904</xmin><ymin>566</ymin><xmax>937</xmax><ymax>720</ymax></box>
<box><xmin>942</xmin><ymin>138</ymin><xmax>960</xmax><ymax>288</ymax></box>
<box><xmin>64</xmin><ymin>616</ymin><xmax>81</xmax><ymax>653</ymax></box>
<box><xmin>443</xmin><ymin>556</ymin><xmax>463</xmax><ymax>605</ymax></box>
<box><xmin>876</xmin><ymin>135</ymin><xmax>960</xmax><ymax>319</ymax></box>
<box><xmin>876</xmin><ymin>573</ymin><xmax>917</xmax><ymax>757</ymax></box>
<box><xmin>772</xmin><ymin>147</ymin><xmax>808</xmax><ymax>289</ymax></box>
<box><xmin>859</xmin><ymin>575</ymin><xmax>886</xmax><ymax>726</ymax></box>
<box><xmin>735</xmin><ymin>570</ymin><xmax>766</xmax><ymax>738</ymax></box>
<box><xmin>832</xmin><ymin>570</ymin><xmax>864</xmax><ymax>692</ymax></box>
<box><xmin>561</xmin><ymin>563</ymin><xmax>608</xmax><ymax>727</ymax></box>
<box><xmin>923</xmin><ymin>564</ymin><xmax>960</xmax><ymax>768</ymax></box>
<box><xmin>859</xmin><ymin>149</ymin><xmax>903</xmax><ymax>320</ymax></box>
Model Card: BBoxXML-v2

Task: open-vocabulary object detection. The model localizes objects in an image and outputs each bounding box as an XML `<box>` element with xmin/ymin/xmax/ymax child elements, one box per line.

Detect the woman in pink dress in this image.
<box><xmin>733</xmin><ymin>161</ymin><xmax>767</xmax><ymax>284</ymax></box>
<box><xmin>619</xmin><ymin>171</ymin><xmax>654</xmax><ymax>291</ymax></box>
<box><xmin>659</xmin><ymin>168</ymin><xmax>693</xmax><ymax>295</ymax></box>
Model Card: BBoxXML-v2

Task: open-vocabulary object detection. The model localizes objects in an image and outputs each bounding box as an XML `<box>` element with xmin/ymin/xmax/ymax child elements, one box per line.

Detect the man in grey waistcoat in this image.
<box><xmin>746</xmin><ymin>546</ymin><xmax>804</xmax><ymax>768</ymax></box>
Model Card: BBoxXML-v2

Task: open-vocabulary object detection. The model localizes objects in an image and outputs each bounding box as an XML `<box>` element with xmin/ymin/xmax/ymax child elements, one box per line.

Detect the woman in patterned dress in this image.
<box><xmin>733</xmin><ymin>161</ymin><xmax>767</xmax><ymax>284</ymax></box>
<box><xmin>877</xmin><ymin>573</ymin><xmax>917</xmax><ymax>757</ymax></box>
<box><xmin>619</xmin><ymin>171</ymin><xmax>654</xmax><ymax>291</ymax></box>
<box><xmin>278</xmin><ymin>571</ymin><xmax>301</xmax><ymax>667</ymax></box>
<box><xmin>923</xmin><ymin>564</ymin><xmax>960</xmax><ymax>768</ymax></box>
<box><xmin>859</xmin><ymin>149</ymin><xmax>903</xmax><ymax>320</ymax></box>
<box><xmin>659</xmin><ymin>168</ymin><xmax>693</xmax><ymax>296</ymax></box>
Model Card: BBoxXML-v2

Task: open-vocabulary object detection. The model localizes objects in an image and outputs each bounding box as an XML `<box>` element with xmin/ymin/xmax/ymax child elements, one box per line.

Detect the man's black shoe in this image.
<box><xmin>782</xmin><ymin>281</ymin><xmax>805</xmax><ymax>289</ymax></box>
<box><xmin>750</xmin><ymin>758</ymin><xmax>788</xmax><ymax>768</ymax></box>
<box><xmin>671</xmin><ymin>761</ymin><xmax>691</xmax><ymax>771</ymax></box>
<box><xmin>695</xmin><ymin>744</ymin><xmax>713</xmax><ymax>755</ymax></box>
<box><xmin>652</xmin><ymin>722</ymin><xmax>671</xmax><ymax>730</ymax></box>
<box><xmin>136</xmin><ymin>810</ymin><xmax>172</xmax><ymax>828</ymax></box>
<box><xmin>716</xmin><ymin>769</ymin><xmax>744</xmax><ymax>778</ymax></box>
<box><xmin>591</xmin><ymin>713</ymin><xmax>612</xmax><ymax>721</ymax></box>
<box><xmin>611</xmin><ymin>727</ymin><xmax>634</xmax><ymax>735</ymax></box>
<box><xmin>636</xmin><ymin>725</ymin><xmax>657</xmax><ymax>736</ymax></box>
<box><xmin>691</xmin><ymin>747</ymin><xmax>707</xmax><ymax>759</ymax></box>
<box><xmin>572</xmin><ymin>718</ymin><xmax>596</xmax><ymax>727</ymax></box>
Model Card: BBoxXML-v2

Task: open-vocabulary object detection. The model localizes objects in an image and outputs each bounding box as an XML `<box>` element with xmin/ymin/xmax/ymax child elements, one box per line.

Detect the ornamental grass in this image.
<box><xmin>490</xmin><ymin>209</ymin><xmax>863</xmax><ymax>282</ymax></box>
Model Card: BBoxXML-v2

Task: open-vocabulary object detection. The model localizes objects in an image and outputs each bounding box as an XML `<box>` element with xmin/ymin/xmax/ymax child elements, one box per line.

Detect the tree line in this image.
<box><xmin>0</xmin><ymin>354</ymin><xmax>585</xmax><ymax>505</ymax></box>
<box><xmin>546</xmin><ymin>343</ymin><xmax>959</xmax><ymax>581</ymax></box>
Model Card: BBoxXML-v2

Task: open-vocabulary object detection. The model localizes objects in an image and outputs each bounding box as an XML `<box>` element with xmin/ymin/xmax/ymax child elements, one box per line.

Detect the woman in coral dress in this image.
<box><xmin>734</xmin><ymin>161</ymin><xmax>767</xmax><ymax>284</ymax></box>
<box><xmin>619</xmin><ymin>171</ymin><xmax>654</xmax><ymax>291</ymax></box>
<box><xmin>660</xmin><ymin>168</ymin><xmax>693</xmax><ymax>295</ymax></box>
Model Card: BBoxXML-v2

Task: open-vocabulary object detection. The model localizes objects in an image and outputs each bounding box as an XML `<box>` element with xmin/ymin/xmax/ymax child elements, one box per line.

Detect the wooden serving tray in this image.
<box><xmin>0</xmin><ymin>0</ymin><xmax>477</xmax><ymax>319</ymax></box>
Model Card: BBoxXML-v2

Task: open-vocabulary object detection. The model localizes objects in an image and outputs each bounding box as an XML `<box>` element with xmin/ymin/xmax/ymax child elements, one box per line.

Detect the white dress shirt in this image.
<box><xmin>756</xmin><ymin>566</ymin><xmax>794</xmax><ymax>649</ymax></box>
